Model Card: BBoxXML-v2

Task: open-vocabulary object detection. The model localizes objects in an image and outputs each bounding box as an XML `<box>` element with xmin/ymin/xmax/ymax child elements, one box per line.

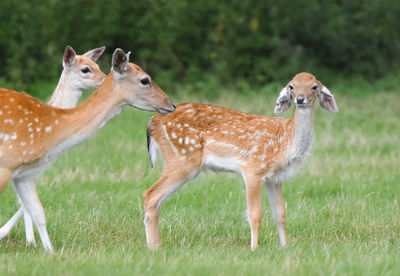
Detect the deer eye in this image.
<box><xmin>81</xmin><ymin>67</ymin><xmax>91</xmax><ymax>74</ymax></box>
<box><xmin>140</xmin><ymin>77</ymin><xmax>150</xmax><ymax>86</ymax></box>
<box><xmin>312</xmin><ymin>84</ymin><xmax>318</xmax><ymax>91</ymax></box>
<box><xmin>288</xmin><ymin>84</ymin><xmax>294</xmax><ymax>91</ymax></box>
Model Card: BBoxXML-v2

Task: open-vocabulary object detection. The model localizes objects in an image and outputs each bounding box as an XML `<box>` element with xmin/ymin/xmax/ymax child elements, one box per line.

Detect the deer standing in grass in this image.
<box><xmin>0</xmin><ymin>48</ymin><xmax>175</xmax><ymax>253</ymax></box>
<box><xmin>144</xmin><ymin>72</ymin><xmax>338</xmax><ymax>250</ymax></box>
<box><xmin>0</xmin><ymin>45</ymin><xmax>106</xmax><ymax>247</ymax></box>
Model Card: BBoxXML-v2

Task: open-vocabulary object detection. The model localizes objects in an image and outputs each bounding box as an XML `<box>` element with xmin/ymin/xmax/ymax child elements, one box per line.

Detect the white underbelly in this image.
<box><xmin>203</xmin><ymin>154</ymin><xmax>243</xmax><ymax>174</ymax></box>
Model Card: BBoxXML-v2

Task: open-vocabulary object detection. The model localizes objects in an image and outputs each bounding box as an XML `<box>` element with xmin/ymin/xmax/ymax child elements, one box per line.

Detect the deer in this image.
<box><xmin>0</xmin><ymin>45</ymin><xmax>106</xmax><ymax>247</ymax></box>
<box><xmin>0</xmin><ymin>48</ymin><xmax>175</xmax><ymax>253</ymax></box>
<box><xmin>143</xmin><ymin>72</ymin><xmax>338</xmax><ymax>250</ymax></box>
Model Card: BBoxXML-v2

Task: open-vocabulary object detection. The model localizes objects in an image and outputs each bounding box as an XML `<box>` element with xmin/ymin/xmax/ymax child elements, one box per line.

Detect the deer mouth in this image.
<box><xmin>157</xmin><ymin>105</ymin><xmax>176</xmax><ymax>114</ymax></box>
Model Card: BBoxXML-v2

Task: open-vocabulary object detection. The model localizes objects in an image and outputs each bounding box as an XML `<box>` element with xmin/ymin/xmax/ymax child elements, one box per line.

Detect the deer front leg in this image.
<box><xmin>13</xmin><ymin>183</ymin><xmax>37</xmax><ymax>247</ymax></box>
<box><xmin>244</xmin><ymin>173</ymin><xmax>263</xmax><ymax>251</ymax></box>
<box><xmin>143</xmin><ymin>168</ymin><xmax>193</xmax><ymax>249</ymax></box>
<box><xmin>14</xmin><ymin>179</ymin><xmax>54</xmax><ymax>253</ymax></box>
<box><xmin>266</xmin><ymin>182</ymin><xmax>287</xmax><ymax>247</ymax></box>
<box><xmin>22</xmin><ymin>206</ymin><xmax>35</xmax><ymax>246</ymax></box>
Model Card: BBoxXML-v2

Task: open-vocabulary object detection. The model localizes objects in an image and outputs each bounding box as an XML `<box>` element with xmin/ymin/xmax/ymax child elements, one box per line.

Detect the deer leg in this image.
<box><xmin>22</xmin><ymin>205</ymin><xmax>35</xmax><ymax>246</ymax></box>
<box><xmin>0</xmin><ymin>168</ymin><xmax>17</xmax><ymax>240</ymax></box>
<box><xmin>143</xmin><ymin>168</ymin><xmax>195</xmax><ymax>249</ymax></box>
<box><xmin>266</xmin><ymin>182</ymin><xmax>287</xmax><ymax>247</ymax></box>
<box><xmin>0</xmin><ymin>198</ymin><xmax>35</xmax><ymax>246</ymax></box>
<box><xmin>243</xmin><ymin>173</ymin><xmax>263</xmax><ymax>250</ymax></box>
<box><xmin>13</xmin><ymin>179</ymin><xmax>54</xmax><ymax>253</ymax></box>
<box><xmin>0</xmin><ymin>207</ymin><xmax>23</xmax><ymax>240</ymax></box>
<box><xmin>0</xmin><ymin>167</ymin><xmax>12</xmax><ymax>193</ymax></box>
<box><xmin>12</xmin><ymin>182</ymin><xmax>37</xmax><ymax>246</ymax></box>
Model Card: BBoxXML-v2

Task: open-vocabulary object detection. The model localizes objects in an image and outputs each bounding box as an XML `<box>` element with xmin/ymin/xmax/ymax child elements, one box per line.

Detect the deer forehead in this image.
<box><xmin>76</xmin><ymin>56</ymin><xmax>100</xmax><ymax>70</ymax></box>
<box><xmin>289</xmin><ymin>73</ymin><xmax>319</xmax><ymax>96</ymax></box>
<box><xmin>127</xmin><ymin>63</ymin><xmax>145</xmax><ymax>74</ymax></box>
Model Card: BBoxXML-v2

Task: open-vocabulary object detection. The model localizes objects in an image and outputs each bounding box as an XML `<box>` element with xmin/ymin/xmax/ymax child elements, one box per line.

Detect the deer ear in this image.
<box><xmin>318</xmin><ymin>85</ymin><xmax>338</xmax><ymax>113</ymax></box>
<box><xmin>274</xmin><ymin>86</ymin><xmax>292</xmax><ymax>114</ymax></box>
<box><xmin>63</xmin><ymin>46</ymin><xmax>76</xmax><ymax>68</ymax></box>
<box><xmin>83</xmin><ymin>46</ymin><xmax>105</xmax><ymax>62</ymax></box>
<box><xmin>112</xmin><ymin>48</ymin><xmax>129</xmax><ymax>78</ymax></box>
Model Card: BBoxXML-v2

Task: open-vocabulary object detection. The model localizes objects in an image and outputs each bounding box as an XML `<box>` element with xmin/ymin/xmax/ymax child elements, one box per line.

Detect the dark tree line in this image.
<box><xmin>0</xmin><ymin>0</ymin><xmax>399</xmax><ymax>94</ymax></box>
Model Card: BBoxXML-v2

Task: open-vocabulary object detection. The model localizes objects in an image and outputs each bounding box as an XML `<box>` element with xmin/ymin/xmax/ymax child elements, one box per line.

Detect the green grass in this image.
<box><xmin>0</xmin><ymin>81</ymin><xmax>399</xmax><ymax>275</ymax></box>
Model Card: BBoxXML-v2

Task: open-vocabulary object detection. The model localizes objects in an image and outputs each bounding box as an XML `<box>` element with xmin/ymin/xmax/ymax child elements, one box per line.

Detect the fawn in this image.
<box><xmin>0</xmin><ymin>48</ymin><xmax>175</xmax><ymax>253</ymax></box>
<box><xmin>144</xmin><ymin>72</ymin><xmax>338</xmax><ymax>250</ymax></box>
<box><xmin>0</xmin><ymin>45</ymin><xmax>106</xmax><ymax>247</ymax></box>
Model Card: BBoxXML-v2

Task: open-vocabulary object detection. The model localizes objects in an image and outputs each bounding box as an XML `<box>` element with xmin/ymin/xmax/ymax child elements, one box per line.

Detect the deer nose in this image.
<box><xmin>296</xmin><ymin>94</ymin><xmax>305</xmax><ymax>104</ymax></box>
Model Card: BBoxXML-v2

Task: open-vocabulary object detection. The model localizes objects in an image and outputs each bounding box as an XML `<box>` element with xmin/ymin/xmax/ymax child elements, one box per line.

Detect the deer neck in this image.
<box><xmin>48</xmin><ymin>70</ymin><xmax>83</xmax><ymax>108</ymax></box>
<box><xmin>52</xmin><ymin>73</ymin><xmax>124</xmax><ymax>151</ymax></box>
<box><xmin>287</xmin><ymin>107</ymin><xmax>314</xmax><ymax>161</ymax></box>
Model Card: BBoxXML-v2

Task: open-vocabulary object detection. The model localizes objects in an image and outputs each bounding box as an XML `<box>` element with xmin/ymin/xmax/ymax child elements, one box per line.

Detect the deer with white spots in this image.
<box><xmin>0</xmin><ymin>48</ymin><xmax>175</xmax><ymax>253</ymax></box>
<box><xmin>144</xmin><ymin>72</ymin><xmax>338</xmax><ymax>250</ymax></box>
<box><xmin>0</xmin><ymin>45</ymin><xmax>106</xmax><ymax>247</ymax></box>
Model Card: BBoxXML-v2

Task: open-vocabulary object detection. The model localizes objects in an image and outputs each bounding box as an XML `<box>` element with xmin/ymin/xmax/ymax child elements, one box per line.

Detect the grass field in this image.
<box><xmin>0</xmin><ymin>80</ymin><xmax>399</xmax><ymax>275</ymax></box>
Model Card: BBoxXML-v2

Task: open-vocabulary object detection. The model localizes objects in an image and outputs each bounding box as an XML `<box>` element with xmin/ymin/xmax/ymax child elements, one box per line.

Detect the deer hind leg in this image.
<box><xmin>13</xmin><ymin>179</ymin><xmax>54</xmax><ymax>253</ymax></box>
<box><xmin>0</xmin><ymin>168</ymin><xmax>16</xmax><ymax>240</ymax></box>
<box><xmin>266</xmin><ymin>182</ymin><xmax>287</xmax><ymax>247</ymax></box>
<box><xmin>143</xmin><ymin>166</ymin><xmax>197</xmax><ymax>249</ymax></box>
<box><xmin>243</xmin><ymin>173</ymin><xmax>263</xmax><ymax>250</ymax></box>
<box><xmin>0</xmin><ymin>167</ymin><xmax>12</xmax><ymax>193</ymax></box>
<box><xmin>0</xmin><ymin>207</ymin><xmax>23</xmax><ymax>240</ymax></box>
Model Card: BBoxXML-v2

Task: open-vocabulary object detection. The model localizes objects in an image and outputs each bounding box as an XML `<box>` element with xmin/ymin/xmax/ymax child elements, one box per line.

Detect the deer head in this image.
<box><xmin>111</xmin><ymin>49</ymin><xmax>175</xmax><ymax>114</ymax></box>
<box><xmin>274</xmin><ymin>72</ymin><xmax>338</xmax><ymax>114</ymax></box>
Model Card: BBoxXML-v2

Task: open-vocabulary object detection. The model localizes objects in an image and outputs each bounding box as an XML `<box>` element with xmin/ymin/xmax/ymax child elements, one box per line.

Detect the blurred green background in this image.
<box><xmin>1</xmin><ymin>0</ymin><xmax>400</xmax><ymax>96</ymax></box>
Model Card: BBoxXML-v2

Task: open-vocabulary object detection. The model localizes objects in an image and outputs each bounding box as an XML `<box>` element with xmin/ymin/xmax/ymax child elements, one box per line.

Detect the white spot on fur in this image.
<box><xmin>184</xmin><ymin>137</ymin><xmax>189</xmax><ymax>144</ymax></box>
<box><xmin>45</xmin><ymin>126</ymin><xmax>52</xmax><ymax>132</ymax></box>
<box><xmin>178</xmin><ymin>138</ymin><xmax>183</xmax><ymax>144</ymax></box>
<box><xmin>171</xmin><ymin>132</ymin><xmax>177</xmax><ymax>139</ymax></box>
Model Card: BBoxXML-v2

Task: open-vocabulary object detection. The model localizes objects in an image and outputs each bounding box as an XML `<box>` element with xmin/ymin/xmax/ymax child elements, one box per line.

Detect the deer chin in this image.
<box><xmin>129</xmin><ymin>103</ymin><xmax>175</xmax><ymax>114</ymax></box>
<box><xmin>294</xmin><ymin>102</ymin><xmax>313</xmax><ymax>109</ymax></box>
